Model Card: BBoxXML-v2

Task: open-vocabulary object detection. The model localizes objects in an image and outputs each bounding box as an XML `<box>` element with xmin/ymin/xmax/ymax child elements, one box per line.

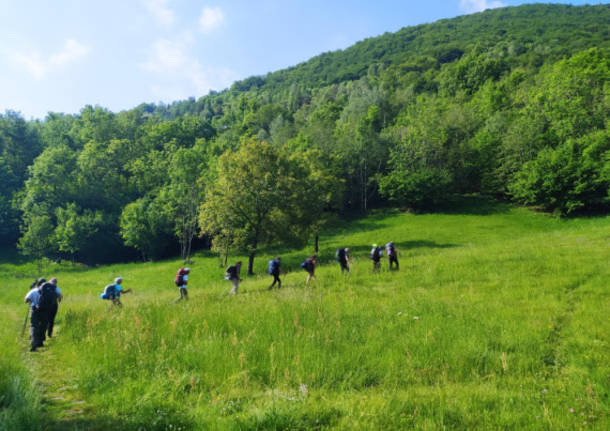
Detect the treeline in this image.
<box><xmin>0</xmin><ymin>4</ymin><xmax>608</xmax><ymax>266</ymax></box>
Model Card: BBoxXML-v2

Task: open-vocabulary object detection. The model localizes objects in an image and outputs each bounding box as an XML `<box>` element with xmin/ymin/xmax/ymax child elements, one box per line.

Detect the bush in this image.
<box><xmin>509</xmin><ymin>130</ymin><xmax>610</xmax><ymax>215</ymax></box>
<box><xmin>379</xmin><ymin>168</ymin><xmax>453</xmax><ymax>210</ymax></box>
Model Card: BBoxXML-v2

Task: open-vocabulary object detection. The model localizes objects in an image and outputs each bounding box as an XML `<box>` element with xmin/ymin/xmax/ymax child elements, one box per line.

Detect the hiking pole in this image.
<box><xmin>21</xmin><ymin>306</ymin><xmax>30</xmax><ymax>337</ymax></box>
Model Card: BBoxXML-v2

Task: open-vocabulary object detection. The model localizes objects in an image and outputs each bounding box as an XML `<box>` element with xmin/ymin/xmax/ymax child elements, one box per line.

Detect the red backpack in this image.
<box><xmin>174</xmin><ymin>268</ymin><xmax>185</xmax><ymax>286</ymax></box>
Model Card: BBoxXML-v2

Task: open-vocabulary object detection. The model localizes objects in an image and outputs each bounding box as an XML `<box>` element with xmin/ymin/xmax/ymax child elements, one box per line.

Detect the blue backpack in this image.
<box><xmin>268</xmin><ymin>259</ymin><xmax>279</xmax><ymax>275</ymax></box>
<box><xmin>100</xmin><ymin>284</ymin><xmax>117</xmax><ymax>300</ymax></box>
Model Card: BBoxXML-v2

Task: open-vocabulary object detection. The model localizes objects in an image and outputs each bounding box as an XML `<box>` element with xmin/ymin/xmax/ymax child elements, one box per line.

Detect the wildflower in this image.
<box><xmin>569</xmin><ymin>408</ymin><xmax>575</xmax><ymax>413</ymax></box>
<box><xmin>413</xmin><ymin>316</ymin><xmax>419</xmax><ymax>320</ymax></box>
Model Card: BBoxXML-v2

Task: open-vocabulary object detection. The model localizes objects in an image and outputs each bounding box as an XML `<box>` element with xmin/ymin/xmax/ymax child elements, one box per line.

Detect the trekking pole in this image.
<box><xmin>21</xmin><ymin>306</ymin><xmax>30</xmax><ymax>337</ymax></box>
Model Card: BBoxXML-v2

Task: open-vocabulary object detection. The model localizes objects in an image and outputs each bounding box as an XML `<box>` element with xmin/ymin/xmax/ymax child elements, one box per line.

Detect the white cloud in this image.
<box><xmin>141</xmin><ymin>36</ymin><xmax>237</xmax><ymax>101</ymax></box>
<box><xmin>199</xmin><ymin>6</ymin><xmax>224</xmax><ymax>33</ymax></box>
<box><xmin>143</xmin><ymin>0</ymin><xmax>175</xmax><ymax>27</ymax></box>
<box><xmin>13</xmin><ymin>39</ymin><xmax>90</xmax><ymax>80</ymax></box>
<box><xmin>459</xmin><ymin>0</ymin><xmax>506</xmax><ymax>13</ymax></box>
<box><xmin>50</xmin><ymin>39</ymin><xmax>90</xmax><ymax>66</ymax></box>
<box><xmin>14</xmin><ymin>53</ymin><xmax>46</xmax><ymax>80</ymax></box>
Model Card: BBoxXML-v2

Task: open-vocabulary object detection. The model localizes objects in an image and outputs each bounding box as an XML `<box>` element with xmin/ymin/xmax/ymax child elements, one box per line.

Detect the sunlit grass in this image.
<box><xmin>1</xmin><ymin>199</ymin><xmax>608</xmax><ymax>429</ymax></box>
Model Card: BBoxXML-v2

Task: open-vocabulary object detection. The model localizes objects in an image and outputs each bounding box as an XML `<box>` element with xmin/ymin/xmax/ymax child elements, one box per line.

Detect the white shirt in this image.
<box><xmin>25</xmin><ymin>286</ymin><xmax>62</xmax><ymax>307</ymax></box>
<box><xmin>25</xmin><ymin>288</ymin><xmax>40</xmax><ymax>307</ymax></box>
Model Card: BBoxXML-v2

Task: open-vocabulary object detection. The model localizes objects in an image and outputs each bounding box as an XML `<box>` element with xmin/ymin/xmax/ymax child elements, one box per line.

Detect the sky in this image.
<box><xmin>0</xmin><ymin>0</ymin><xmax>606</xmax><ymax>120</ymax></box>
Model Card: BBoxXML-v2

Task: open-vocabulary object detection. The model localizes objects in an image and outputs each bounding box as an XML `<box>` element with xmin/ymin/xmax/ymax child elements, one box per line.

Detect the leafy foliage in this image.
<box><xmin>0</xmin><ymin>4</ymin><xmax>608</xmax><ymax>264</ymax></box>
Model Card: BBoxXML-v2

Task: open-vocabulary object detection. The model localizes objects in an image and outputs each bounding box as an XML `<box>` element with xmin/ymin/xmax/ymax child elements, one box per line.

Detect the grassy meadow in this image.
<box><xmin>1</xmin><ymin>198</ymin><xmax>608</xmax><ymax>430</ymax></box>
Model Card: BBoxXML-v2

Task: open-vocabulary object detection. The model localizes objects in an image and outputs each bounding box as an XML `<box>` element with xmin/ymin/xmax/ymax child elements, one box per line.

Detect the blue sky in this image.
<box><xmin>0</xmin><ymin>0</ymin><xmax>605</xmax><ymax>119</ymax></box>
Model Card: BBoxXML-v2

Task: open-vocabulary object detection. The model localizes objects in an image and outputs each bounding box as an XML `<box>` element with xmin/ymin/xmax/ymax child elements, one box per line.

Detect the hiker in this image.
<box><xmin>225</xmin><ymin>261</ymin><xmax>242</xmax><ymax>294</ymax></box>
<box><xmin>370</xmin><ymin>244</ymin><xmax>383</xmax><ymax>272</ymax></box>
<box><xmin>24</xmin><ymin>278</ymin><xmax>58</xmax><ymax>352</ymax></box>
<box><xmin>336</xmin><ymin>247</ymin><xmax>351</xmax><ymax>274</ymax></box>
<box><xmin>174</xmin><ymin>267</ymin><xmax>190</xmax><ymax>302</ymax></box>
<box><xmin>46</xmin><ymin>277</ymin><xmax>63</xmax><ymax>338</ymax></box>
<box><xmin>301</xmin><ymin>255</ymin><xmax>317</xmax><ymax>284</ymax></box>
<box><xmin>100</xmin><ymin>277</ymin><xmax>132</xmax><ymax>307</ymax></box>
<box><xmin>386</xmin><ymin>241</ymin><xmax>399</xmax><ymax>270</ymax></box>
<box><xmin>267</xmin><ymin>257</ymin><xmax>281</xmax><ymax>290</ymax></box>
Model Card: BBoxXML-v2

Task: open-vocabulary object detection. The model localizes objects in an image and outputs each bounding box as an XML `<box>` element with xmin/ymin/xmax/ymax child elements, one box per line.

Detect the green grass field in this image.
<box><xmin>1</xmin><ymin>198</ymin><xmax>608</xmax><ymax>430</ymax></box>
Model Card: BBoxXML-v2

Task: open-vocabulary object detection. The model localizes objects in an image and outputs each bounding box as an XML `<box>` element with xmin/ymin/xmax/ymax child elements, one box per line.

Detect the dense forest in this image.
<box><xmin>0</xmin><ymin>4</ymin><xmax>608</xmax><ymax>267</ymax></box>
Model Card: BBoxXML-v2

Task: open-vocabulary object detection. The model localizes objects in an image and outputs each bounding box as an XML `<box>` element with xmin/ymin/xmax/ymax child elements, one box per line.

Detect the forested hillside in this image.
<box><xmin>1</xmin><ymin>4</ymin><xmax>608</xmax><ymax>265</ymax></box>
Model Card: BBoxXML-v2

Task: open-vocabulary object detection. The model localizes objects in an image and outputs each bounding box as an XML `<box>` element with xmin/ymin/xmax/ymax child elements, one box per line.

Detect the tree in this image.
<box><xmin>18</xmin><ymin>212</ymin><xmax>54</xmax><ymax>273</ymax></box>
<box><xmin>165</xmin><ymin>142</ymin><xmax>208</xmax><ymax>263</ymax></box>
<box><xmin>120</xmin><ymin>196</ymin><xmax>174</xmax><ymax>260</ymax></box>
<box><xmin>509</xmin><ymin>130</ymin><xmax>610</xmax><ymax>215</ymax></box>
<box><xmin>200</xmin><ymin>139</ymin><xmax>330</xmax><ymax>275</ymax></box>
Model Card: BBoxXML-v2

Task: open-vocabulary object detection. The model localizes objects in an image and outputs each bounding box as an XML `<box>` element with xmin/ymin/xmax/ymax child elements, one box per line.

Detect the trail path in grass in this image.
<box><xmin>25</xmin><ymin>326</ymin><xmax>111</xmax><ymax>431</ymax></box>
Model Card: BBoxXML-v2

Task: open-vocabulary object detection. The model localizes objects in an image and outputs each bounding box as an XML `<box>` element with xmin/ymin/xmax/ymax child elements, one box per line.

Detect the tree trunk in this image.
<box><xmin>247</xmin><ymin>251</ymin><xmax>255</xmax><ymax>275</ymax></box>
<box><xmin>315</xmin><ymin>235</ymin><xmax>319</xmax><ymax>254</ymax></box>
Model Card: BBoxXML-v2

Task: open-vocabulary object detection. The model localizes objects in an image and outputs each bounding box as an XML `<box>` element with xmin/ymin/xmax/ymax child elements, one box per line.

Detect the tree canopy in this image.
<box><xmin>1</xmin><ymin>4</ymin><xmax>608</xmax><ymax>264</ymax></box>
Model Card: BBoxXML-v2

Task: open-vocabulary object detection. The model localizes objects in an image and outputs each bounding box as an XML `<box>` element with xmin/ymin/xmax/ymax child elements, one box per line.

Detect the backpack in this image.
<box><xmin>268</xmin><ymin>259</ymin><xmax>279</xmax><ymax>275</ymax></box>
<box><xmin>226</xmin><ymin>266</ymin><xmax>237</xmax><ymax>280</ymax></box>
<box><xmin>37</xmin><ymin>282</ymin><xmax>57</xmax><ymax>311</ymax></box>
<box><xmin>300</xmin><ymin>261</ymin><xmax>307</xmax><ymax>270</ymax></box>
<box><xmin>370</xmin><ymin>247</ymin><xmax>377</xmax><ymax>260</ymax></box>
<box><xmin>174</xmin><ymin>268</ymin><xmax>185</xmax><ymax>286</ymax></box>
<box><xmin>335</xmin><ymin>248</ymin><xmax>345</xmax><ymax>261</ymax></box>
<box><xmin>101</xmin><ymin>284</ymin><xmax>117</xmax><ymax>300</ymax></box>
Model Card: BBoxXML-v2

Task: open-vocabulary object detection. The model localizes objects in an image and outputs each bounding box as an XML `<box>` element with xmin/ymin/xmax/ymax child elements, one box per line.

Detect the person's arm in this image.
<box><xmin>25</xmin><ymin>290</ymin><xmax>34</xmax><ymax>304</ymax></box>
<box><xmin>122</xmin><ymin>288</ymin><xmax>133</xmax><ymax>294</ymax></box>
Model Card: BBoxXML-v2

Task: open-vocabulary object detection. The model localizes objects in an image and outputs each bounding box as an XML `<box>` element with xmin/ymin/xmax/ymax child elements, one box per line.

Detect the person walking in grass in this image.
<box><xmin>24</xmin><ymin>278</ymin><xmax>60</xmax><ymax>351</ymax></box>
<box><xmin>226</xmin><ymin>261</ymin><xmax>242</xmax><ymax>294</ymax></box>
<box><xmin>386</xmin><ymin>241</ymin><xmax>399</xmax><ymax>270</ymax></box>
<box><xmin>370</xmin><ymin>244</ymin><xmax>383</xmax><ymax>272</ymax></box>
<box><xmin>302</xmin><ymin>255</ymin><xmax>317</xmax><ymax>284</ymax></box>
<box><xmin>174</xmin><ymin>267</ymin><xmax>190</xmax><ymax>302</ymax></box>
<box><xmin>336</xmin><ymin>247</ymin><xmax>351</xmax><ymax>274</ymax></box>
<box><xmin>267</xmin><ymin>257</ymin><xmax>282</xmax><ymax>290</ymax></box>
<box><xmin>100</xmin><ymin>277</ymin><xmax>132</xmax><ymax>307</ymax></box>
<box><xmin>24</xmin><ymin>278</ymin><xmax>47</xmax><ymax>352</ymax></box>
<box><xmin>46</xmin><ymin>277</ymin><xmax>63</xmax><ymax>338</ymax></box>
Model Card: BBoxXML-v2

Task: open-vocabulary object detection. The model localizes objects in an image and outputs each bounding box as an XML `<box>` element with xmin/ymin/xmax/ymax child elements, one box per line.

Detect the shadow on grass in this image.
<box><xmin>344</xmin><ymin>240</ymin><xmax>457</xmax><ymax>257</ymax></box>
<box><xmin>433</xmin><ymin>195</ymin><xmax>512</xmax><ymax>216</ymax></box>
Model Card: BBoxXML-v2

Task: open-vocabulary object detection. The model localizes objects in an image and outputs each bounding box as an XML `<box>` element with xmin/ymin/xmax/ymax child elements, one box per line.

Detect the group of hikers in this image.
<box><xmin>24</xmin><ymin>278</ymin><xmax>63</xmax><ymax>352</ymax></box>
<box><xmin>25</xmin><ymin>242</ymin><xmax>399</xmax><ymax>351</ymax></box>
<box><xmin>217</xmin><ymin>241</ymin><xmax>399</xmax><ymax>296</ymax></box>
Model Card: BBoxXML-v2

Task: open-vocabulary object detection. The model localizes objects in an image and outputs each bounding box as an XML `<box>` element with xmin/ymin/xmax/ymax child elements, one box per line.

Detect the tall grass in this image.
<box><xmin>1</xmin><ymin>200</ymin><xmax>608</xmax><ymax>429</ymax></box>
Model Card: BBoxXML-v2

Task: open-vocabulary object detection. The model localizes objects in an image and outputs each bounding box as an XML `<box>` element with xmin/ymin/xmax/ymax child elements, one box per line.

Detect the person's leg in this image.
<box><xmin>39</xmin><ymin>310</ymin><xmax>48</xmax><ymax>345</ymax></box>
<box><xmin>276</xmin><ymin>274</ymin><xmax>281</xmax><ymax>289</ymax></box>
<box><xmin>230</xmin><ymin>279</ymin><xmax>239</xmax><ymax>294</ymax></box>
<box><xmin>47</xmin><ymin>304</ymin><xmax>58</xmax><ymax>337</ymax></box>
<box><xmin>390</xmin><ymin>255</ymin><xmax>399</xmax><ymax>270</ymax></box>
<box><xmin>179</xmin><ymin>287</ymin><xmax>188</xmax><ymax>300</ymax></box>
<box><xmin>33</xmin><ymin>309</ymin><xmax>46</xmax><ymax>349</ymax></box>
<box><xmin>29</xmin><ymin>309</ymin><xmax>39</xmax><ymax>351</ymax></box>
